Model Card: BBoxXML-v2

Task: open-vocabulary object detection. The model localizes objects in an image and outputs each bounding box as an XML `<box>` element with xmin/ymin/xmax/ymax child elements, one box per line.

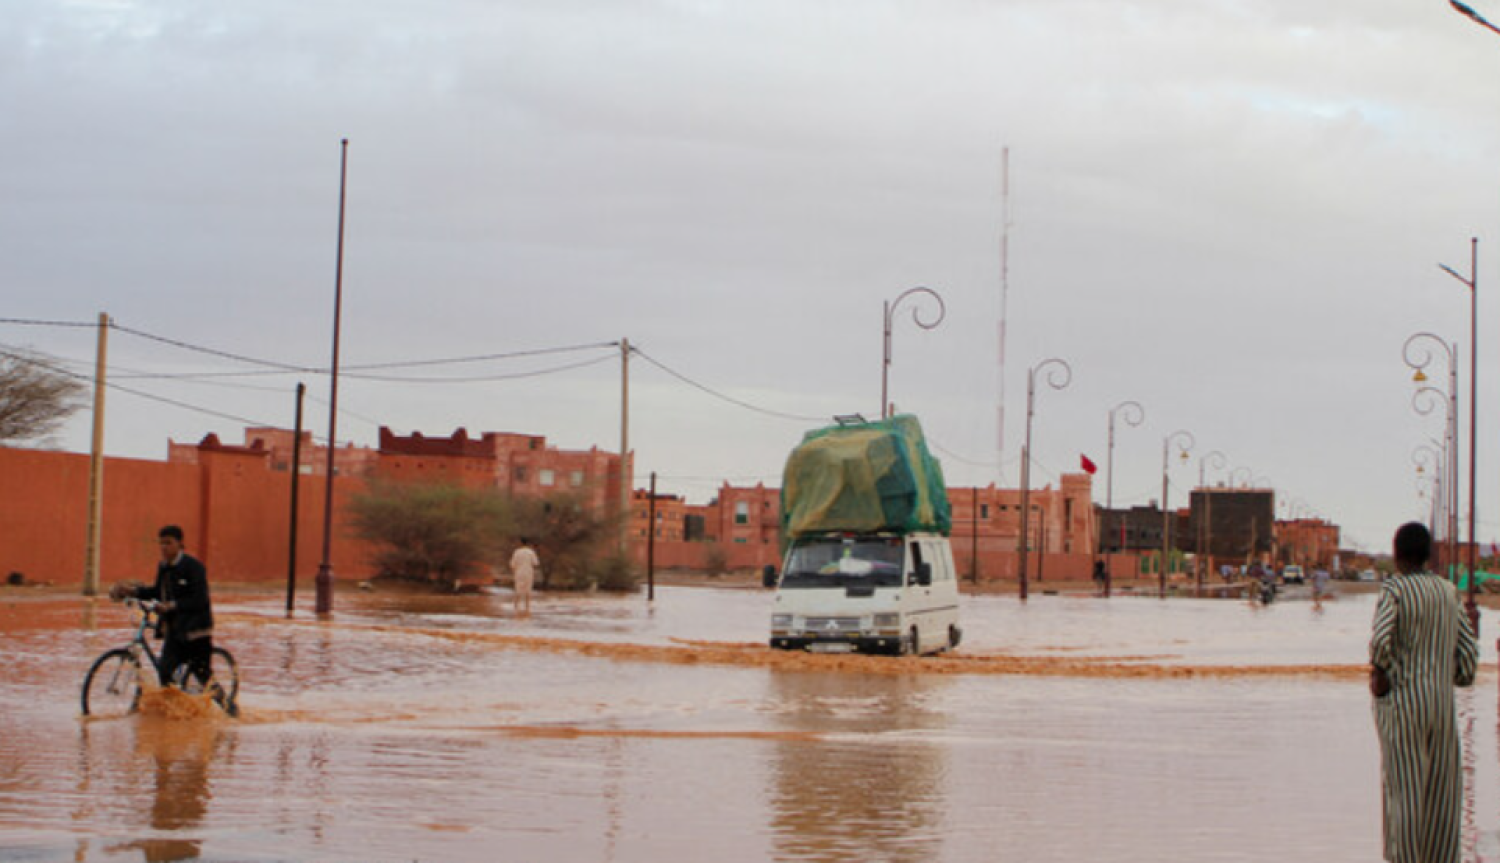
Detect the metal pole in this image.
<box><xmin>286</xmin><ymin>382</ymin><xmax>305</xmax><ymax>615</ymax></box>
<box><xmin>1102</xmin><ymin>401</ymin><xmax>1143</xmax><ymax>598</ymax></box>
<box><xmin>1160</xmin><ymin>439</ymin><xmax>1170</xmax><ymax>599</ymax></box>
<box><xmin>971</xmin><ymin>486</ymin><xmax>980</xmax><ymax>583</ymax></box>
<box><xmin>1467</xmin><ymin>238</ymin><xmax>1480</xmax><ymax>634</ymax></box>
<box><xmin>1104</xmin><ymin>410</ymin><xmax>1114</xmax><ymax>598</ymax></box>
<box><xmin>881</xmin><ymin>287</ymin><xmax>946</xmax><ymax>419</ymax></box>
<box><xmin>83</xmin><ymin>312</ymin><xmax>109</xmax><ymax>597</ymax></box>
<box><xmin>647</xmin><ymin>471</ymin><xmax>656</xmax><ymax>602</ymax></box>
<box><xmin>1018</xmin><ymin>369</ymin><xmax>1034</xmax><ymax>597</ymax></box>
<box><xmin>620</xmin><ymin>337</ymin><xmax>631</xmax><ymax>552</ymax></box>
<box><xmin>315</xmin><ymin>138</ymin><xmax>349</xmax><ymax>616</ymax></box>
<box><xmin>881</xmin><ymin>300</ymin><xmax>891</xmax><ymax>419</ymax></box>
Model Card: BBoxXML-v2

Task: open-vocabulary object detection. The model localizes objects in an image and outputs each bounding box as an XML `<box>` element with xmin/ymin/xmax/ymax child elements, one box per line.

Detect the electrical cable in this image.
<box><xmin>628</xmin><ymin>346</ymin><xmax>826</xmax><ymax>422</ymax></box>
<box><xmin>0</xmin><ymin>317</ymin><xmax>97</xmax><ymax>328</ymax></box>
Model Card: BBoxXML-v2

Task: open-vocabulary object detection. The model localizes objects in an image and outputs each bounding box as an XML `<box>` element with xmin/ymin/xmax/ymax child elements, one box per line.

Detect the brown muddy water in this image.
<box><xmin>3</xmin><ymin>584</ymin><xmax>1499</xmax><ymax>862</ymax></box>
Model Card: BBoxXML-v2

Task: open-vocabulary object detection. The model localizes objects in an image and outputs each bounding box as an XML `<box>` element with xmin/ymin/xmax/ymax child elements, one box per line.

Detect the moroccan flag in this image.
<box><xmin>1080</xmin><ymin>454</ymin><xmax>1098</xmax><ymax>475</ymax></box>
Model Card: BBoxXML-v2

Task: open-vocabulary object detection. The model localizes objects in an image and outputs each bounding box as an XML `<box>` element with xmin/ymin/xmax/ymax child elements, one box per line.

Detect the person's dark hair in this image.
<box><xmin>158</xmin><ymin>525</ymin><xmax>185</xmax><ymax>542</ymax></box>
<box><xmin>519</xmin><ymin>537</ymin><xmax>530</xmax><ymax>546</ymax></box>
<box><xmin>1393</xmin><ymin>522</ymin><xmax>1431</xmax><ymax>567</ymax></box>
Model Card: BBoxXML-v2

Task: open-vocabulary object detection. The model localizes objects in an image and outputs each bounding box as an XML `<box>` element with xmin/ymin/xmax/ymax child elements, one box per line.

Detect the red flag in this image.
<box><xmin>1080</xmin><ymin>454</ymin><xmax>1098</xmax><ymax>475</ymax></box>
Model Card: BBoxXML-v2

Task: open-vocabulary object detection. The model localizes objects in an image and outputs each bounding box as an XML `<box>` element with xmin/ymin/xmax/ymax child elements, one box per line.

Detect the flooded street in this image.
<box><xmin>4</xmin><ymin>584</ymin><xmax>1500</xmax><ymax>862</ymax></box>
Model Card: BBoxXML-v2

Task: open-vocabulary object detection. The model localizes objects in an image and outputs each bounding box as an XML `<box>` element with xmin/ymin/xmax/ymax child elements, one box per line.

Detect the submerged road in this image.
<box><xmin>2</xmin><ymin>584</ymin><xmax>1498</xmax><ymax>862</ymax></box>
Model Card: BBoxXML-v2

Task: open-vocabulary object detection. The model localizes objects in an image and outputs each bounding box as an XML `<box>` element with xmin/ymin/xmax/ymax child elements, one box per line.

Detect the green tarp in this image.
<box><xmin>780</xmin><ymin>414</ymin><xmax>951</xmax><ymax>538</ymax></box>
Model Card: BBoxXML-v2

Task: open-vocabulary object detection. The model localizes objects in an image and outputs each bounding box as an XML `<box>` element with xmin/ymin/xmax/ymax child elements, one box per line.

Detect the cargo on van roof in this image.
<box><xmin>779</xmin><ymin>414</ymin><xmax>951</xmax><ymax>539</ymax></box>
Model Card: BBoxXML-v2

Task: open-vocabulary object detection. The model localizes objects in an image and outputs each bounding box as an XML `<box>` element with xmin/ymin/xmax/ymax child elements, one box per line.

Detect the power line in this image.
<box><xmin>629</xmin><ymin>346</ymin><xmax>826</xmax><ymax>423</ymax></box>
<box><xmin>109</xmin><ymin>322</ymin><xmax>314</xmax><ymax>372</ymax></box>
<box><xmin>0</xmin><ymin>316</ymin><xmax>97</xmax><ymax>328</ymax></box>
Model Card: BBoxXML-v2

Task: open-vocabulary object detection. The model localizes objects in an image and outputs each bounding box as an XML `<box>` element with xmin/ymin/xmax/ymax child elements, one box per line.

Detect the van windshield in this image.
<box><xmin>781</xmin><ymin>537</ymin><xmax>904</xmax><ymax>588</ymax></box>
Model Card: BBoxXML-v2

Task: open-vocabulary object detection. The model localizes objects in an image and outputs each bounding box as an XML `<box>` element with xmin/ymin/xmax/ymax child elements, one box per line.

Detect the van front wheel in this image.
<box><xmin>904</xmin><ymin>626</ymin><xmax>921</xmax><ymax>656</ymax></box>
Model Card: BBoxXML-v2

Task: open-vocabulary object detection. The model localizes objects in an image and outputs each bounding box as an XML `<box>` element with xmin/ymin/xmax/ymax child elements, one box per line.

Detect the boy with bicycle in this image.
<box><xmin>109</xmin><ymin>525</ymin><xmax>215</xmax><ymax>688</ymax></box>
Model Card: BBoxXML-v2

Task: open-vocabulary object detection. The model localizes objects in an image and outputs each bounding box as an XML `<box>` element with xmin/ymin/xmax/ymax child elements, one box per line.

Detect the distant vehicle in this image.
<box><xmin>1282</xmin><ymin>565</ymin><xmax>1305</xmax><ymax>585</ymax></box>
<box><xmin>1358</xmin><ymin>569</ymin><xmax>1378</xmax><ymax>582</ymax></box>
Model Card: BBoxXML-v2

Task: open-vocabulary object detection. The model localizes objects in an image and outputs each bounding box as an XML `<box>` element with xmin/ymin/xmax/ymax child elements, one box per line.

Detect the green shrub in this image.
<box><xmin>348</xmin><ymin>479</ymin><xmax>511</xmax><ymax>590</ymax></box>
<box><xmin>508</xmin><ymin>491</ymin><xmax>624</xmax><ymax>591</ymax></box>
<box><xmin>591</xmin><ymin>551</ymin><xmax>642</xmax><ymax>593</ymax></box>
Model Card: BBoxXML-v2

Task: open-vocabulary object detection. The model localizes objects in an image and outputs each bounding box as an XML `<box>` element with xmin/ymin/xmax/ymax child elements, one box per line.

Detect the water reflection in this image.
<box><xmin>768</xmin><ymin>672</ymin><xmax>949</xmax><ymax>862</ymax></box>
<box><xmin>72</xmin><ymin>714</ymin><xmax>228</xmax><ymax>863</ymax></box>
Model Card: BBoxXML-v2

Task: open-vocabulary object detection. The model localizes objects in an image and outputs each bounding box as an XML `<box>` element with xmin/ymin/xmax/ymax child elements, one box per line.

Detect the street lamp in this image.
<box><xmin>1406</xmin><ymin>330</ymin><xmax>1461</xmax><ymax>586</ymax></box>
<box><xmin>1230</xmin><ymin>466</ymin><xmax>1253</xmax><ymax>489</ymax></box>
<box><xmin>1101</xmin><ymin>399</ymin><xmax>1145</xmax><ymax>598</ymax></box>
<box><xmin>1413</xmin><ymin>443</ymin><xmax>1446</xmax><ymax>548</ymax></box>
<box><xmin>881</xmin><ymin>287</ymin><xmax>945</xmax><ymax>419</ymax></box>
<box><xmin>1018</xmin><ymin>357</ymin><xmax>1072</xmax><ymax>600</ymax></box>
<box><xmin>1453</xmin><ymin>0</ymin><xmax>1500</xmax><ymax>34</ymax></box>
<box><xmin>1196</xmin><ymin>451</ymin><xmax>1226</xmax><ymax>593</ymax></box>
<box><xmin>1439</xmin><ymin>239</ymin><xmax>1480</xmax><ymax>635</ymax></box>
<box><xmin>1159</xmin><ymin>430</ymin><xmax>1194</xmax><ymax>598</ymax></box>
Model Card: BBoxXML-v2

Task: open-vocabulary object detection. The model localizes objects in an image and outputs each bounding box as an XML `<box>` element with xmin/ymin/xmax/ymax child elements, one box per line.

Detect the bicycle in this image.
<box><xmin>81</xmin><ymin>598</ymin><xmax>239</xmax><ymax>718</ymax></box>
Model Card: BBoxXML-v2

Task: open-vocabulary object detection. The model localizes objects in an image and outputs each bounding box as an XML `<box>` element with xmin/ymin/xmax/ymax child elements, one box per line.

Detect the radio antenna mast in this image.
<box><xmin>997</xmin><ymin>147</ymin><xmax>1012</xmax><ymax>485</ymax></box>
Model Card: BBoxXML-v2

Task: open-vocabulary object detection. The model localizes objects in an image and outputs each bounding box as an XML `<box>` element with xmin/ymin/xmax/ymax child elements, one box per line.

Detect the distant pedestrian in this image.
<box><xmin>1370</xmin><ymin>522</ymin><xmax>1478</xmax><ymax>863</ymax></box>
<box><xmin>1312</xmin><ymin>568</ymin><xmax>1330</xmax><ymax>599</ymax></box>
<box><xmin>1091</xmin><ymin>560</ymin><xmax>1106</xmax><ymax>595</ymax></box>
<box><xmin>509</xmin><ymin>538</ymin><xmax>540</xmax><ymax>617</ymax></box>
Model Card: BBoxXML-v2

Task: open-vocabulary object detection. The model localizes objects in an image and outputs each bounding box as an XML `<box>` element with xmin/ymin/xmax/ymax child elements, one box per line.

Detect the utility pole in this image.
<box><xmin>971</xmin><ymin>487</ymin><xmax>980</xmax><ymax>583</ymax></box>
<box><xmin>83</xmin><ymin>312</ymin><xmax>109</xmax><ymax>597</ymax></box>
<box><xmin>620</xmin><ymin>338</ymin><xmax>631</xmax><ymax>553</ymax></box>
<box><xmin>315</xmin><ymin>138</ymin><xmax>349</xmax><ymax>616</ymax></box>
<box><xmin>647</xmin><ymin>471</ymin><xmax>657</xmax><ymax>602</ymax></box>
<box><xmin>286</xmin><ymin>383</ymin><xmax>305</xmax><ymax>615</ymax></box>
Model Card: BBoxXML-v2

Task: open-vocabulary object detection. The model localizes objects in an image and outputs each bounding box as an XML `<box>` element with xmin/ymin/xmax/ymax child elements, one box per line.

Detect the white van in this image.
<box><xmin>765</xmin><ymin>532</ymin><xmax>962</xmax><ymax>655</ymax></box>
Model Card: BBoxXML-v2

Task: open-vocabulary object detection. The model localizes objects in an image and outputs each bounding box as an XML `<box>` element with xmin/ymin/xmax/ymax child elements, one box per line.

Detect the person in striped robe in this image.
<box><xmin>1370</xmin><ymin>521</ymin><xmax>1479</xmax><ymax>863</ymax></box>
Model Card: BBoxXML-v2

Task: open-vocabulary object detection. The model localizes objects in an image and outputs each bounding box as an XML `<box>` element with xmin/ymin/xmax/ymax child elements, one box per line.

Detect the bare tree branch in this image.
<box><xmin>0</xmin><ymin>349</ymin><xmax>87</xmax><ymax>443</ymax></box>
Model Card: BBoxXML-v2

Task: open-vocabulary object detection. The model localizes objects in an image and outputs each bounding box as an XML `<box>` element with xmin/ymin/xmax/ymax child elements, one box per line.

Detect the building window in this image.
<box><xmin>540</xmin><ymin>469</ymin><xmax>555</xmax><ymax>487</ymax></box>
<box><xmin>515</xmin><ymin>467</ymin><xmax>528</xmax><ymax>482</ymax></box>
<box><xmin>980</xmin><ymin>504</ymin><xmax>990</xmax><ymax>519</ymax></box>
<box><xmin>735</xmin><ymin>501</ymin><xmax>750</xmax><ymax>525</ymax></box>
<box><xmin>570</xmin><ymin>470</ymin><xmax>584</xmax><ymax>487</ymax></box>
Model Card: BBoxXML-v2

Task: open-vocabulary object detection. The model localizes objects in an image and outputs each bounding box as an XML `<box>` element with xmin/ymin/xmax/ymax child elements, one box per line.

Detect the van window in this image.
<box><xmin>782</xmin><ymin>536</ymin><xmax>903</xmax><ymax>588</ymax></box>
<box><xmin>910</xmin><ymin>542</ymin><xmax>925</xmax><ymax>585</ymax></box>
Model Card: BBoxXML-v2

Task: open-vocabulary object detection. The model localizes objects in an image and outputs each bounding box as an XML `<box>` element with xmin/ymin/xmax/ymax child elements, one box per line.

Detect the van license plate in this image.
<box><xmin>809</xmin><ymin>643</ymin><xmax>856</xmax><ymax>654</ymax></box>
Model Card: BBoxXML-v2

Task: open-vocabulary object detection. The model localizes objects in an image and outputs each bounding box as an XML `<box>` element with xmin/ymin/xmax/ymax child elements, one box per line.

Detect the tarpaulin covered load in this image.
<box><xmin>780</xmin><ymin>414</ymin><xmax>951</xmax><ymax>538</ymax></box>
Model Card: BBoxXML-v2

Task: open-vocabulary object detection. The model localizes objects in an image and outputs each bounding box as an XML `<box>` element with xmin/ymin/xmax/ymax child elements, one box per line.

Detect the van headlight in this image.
<box><xmin>873</xmin><ymin>613</ymin><xmax>899</xmax><ymax>629</ymax></box>
<box><xmin>771</xmin><ymin>614</ymin><xmax>793</xmax><ymax>631</ymax></box>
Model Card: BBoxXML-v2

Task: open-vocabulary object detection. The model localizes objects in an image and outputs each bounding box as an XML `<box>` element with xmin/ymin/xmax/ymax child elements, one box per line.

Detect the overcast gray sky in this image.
<box><xmin>6</xmin><ymin>0</ymin><xmax>1500</xmax><ymax>553</ymax></box>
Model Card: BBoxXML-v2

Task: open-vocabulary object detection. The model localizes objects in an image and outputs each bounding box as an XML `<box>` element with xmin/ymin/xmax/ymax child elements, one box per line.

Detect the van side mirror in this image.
<box><xmin>913</xmin><ymin>562</ymin><xmax>932</xmax><ymax>587</ymax></box>
<box><xmin>761</xmin><ymin>564</ymin><xmax>777</xmax><ymax>589</ymax></box>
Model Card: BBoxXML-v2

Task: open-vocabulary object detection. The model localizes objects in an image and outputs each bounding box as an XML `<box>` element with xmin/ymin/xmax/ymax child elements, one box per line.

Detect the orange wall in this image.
<box><xmin>0</xmin><ymin>446</ymin><xmax>370</xmax><ymax>587</ymax></box>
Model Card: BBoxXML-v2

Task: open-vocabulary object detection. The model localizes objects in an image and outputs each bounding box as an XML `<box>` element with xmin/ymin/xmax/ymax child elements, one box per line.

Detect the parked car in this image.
<box><xmin>1281</xmin><ymin>565</ymin><xmax>1305</xmax><ymax>585</ymax></box>
<box><xmin>1358</xmin><ymin>569</ymin><xmax>1378</xmax><ymax>582</ymax></box>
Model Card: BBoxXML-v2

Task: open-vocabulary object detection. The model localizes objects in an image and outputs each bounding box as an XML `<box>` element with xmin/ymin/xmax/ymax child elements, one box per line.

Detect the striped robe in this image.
<box><xmin>1370</xmin><ymin>572</ymin><xmax>1479</xmax><ymax>863</ymax></box>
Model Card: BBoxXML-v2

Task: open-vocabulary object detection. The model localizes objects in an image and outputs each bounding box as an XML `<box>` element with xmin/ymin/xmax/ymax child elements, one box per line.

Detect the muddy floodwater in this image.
<box><xmin>5</xmin><ymin>584</ymin><xmax>1500</xmax><ymax>862</ymax></box>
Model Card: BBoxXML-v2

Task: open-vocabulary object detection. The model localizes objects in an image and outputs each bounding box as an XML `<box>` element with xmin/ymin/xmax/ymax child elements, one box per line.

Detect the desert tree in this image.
<box><xmin>0</xmin><ymin>349</ymin><xmax>86</xmax><ymax>444</ymax></box>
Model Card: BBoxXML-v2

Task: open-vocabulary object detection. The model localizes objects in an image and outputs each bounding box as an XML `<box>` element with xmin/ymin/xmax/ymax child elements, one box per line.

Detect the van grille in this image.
<box><xmin>804</xmin><ymin>616</ymin><xmax>861</xmax><ymax>634</ymax></box>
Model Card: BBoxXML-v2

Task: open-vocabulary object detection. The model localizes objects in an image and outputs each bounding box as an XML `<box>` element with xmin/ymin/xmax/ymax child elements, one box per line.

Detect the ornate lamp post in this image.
<box><xmin>1413</xmin><ymin>443</ymin><xmax>1445</xmax><ymax>545</ymax></box>
<box><xmin>1229</xmin><ymin>466</ymin><xmax>1253</xmax><ymax>489</ymax></box>
<box><xmin>1439</xmin><ymin>239</ymin><xmax>1480</xmax><ymax>634</ymax></box>
<box><xmin>1100</xmin><ymin>400</ymin><xmax>1144</xmax><ymax>598</ymax></box>
<box><xmin>1018</xmin><ymin>358</ymin><xmax>1072</xmax><ymax>600</ymax></box>
<box><xmin>1405</xmin><ymin>332</ymin><xmax>1460</xmax><ymax>586</ymax></box>
<box><xmin>881</xmin><ymin>287</ymin><xmax>945</xmax><ymax>419</ymax></box>
<box><xmin>1159</xmin><ymin>430</ymin><xmax>1194</xmax><ymax>598</ymax></box>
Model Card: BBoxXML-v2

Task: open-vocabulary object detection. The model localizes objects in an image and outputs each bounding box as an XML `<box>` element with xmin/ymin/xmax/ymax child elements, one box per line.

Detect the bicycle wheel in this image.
<box><xmin>81</xmin><ymin>649</ymin><xmax>142</xmax><ymax>717</ymax></box>
<box><xmin>177</xmin><ymin>647</ymin><xmax>240</xmax><ymax>716</ymax></box>
<box><xmin>208</xmin><ymin>647</ymin><xmax>239</xmax><ymax>716</ymax></box>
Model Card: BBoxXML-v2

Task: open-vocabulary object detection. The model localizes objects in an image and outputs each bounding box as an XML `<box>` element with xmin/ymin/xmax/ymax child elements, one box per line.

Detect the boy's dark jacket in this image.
<box><xmin>136</xmin><ymin>554</ymin><xmax>213</xmax><ymax>641</ymax></box>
